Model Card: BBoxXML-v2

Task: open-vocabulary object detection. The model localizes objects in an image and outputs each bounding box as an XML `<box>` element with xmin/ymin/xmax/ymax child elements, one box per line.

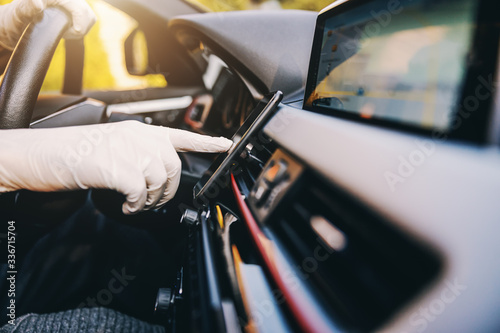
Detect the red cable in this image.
<box><xmin>230</xmin><ymin>173</ymin><xmax>331</xmax><ymax>333</ymax></box>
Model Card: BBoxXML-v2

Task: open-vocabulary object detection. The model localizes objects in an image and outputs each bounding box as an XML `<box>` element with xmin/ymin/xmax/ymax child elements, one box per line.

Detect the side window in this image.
<box><xmin>36</xmin><ymin>0</ymin><xmax>166</xmax><ymax>93</ymax></box>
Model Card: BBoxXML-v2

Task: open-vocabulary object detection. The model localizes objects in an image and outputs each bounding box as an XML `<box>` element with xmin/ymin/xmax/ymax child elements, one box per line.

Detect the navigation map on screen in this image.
<box><xmin>305</xmin><ymin>0</ymin><xmax>477</xmax><ymax>131</ymax></box>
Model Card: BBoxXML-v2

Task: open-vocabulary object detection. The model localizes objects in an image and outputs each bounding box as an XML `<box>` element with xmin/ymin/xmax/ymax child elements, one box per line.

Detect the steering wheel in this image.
<box><xmin>0</xmin><ymin>8</ymin><xmax>88</xmax><ymax>223</ymax></box>
<box><xmin>0</xmin><ymin>7</ymin><xmax>70</xmax><ymax>129</ymax></box>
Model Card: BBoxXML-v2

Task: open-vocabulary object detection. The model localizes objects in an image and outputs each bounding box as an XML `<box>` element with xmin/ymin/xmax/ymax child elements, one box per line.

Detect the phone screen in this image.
<box><xmin>193</xmin><ymin>91</ymin><xmax>283</xmax><ymax>200</ymax></box>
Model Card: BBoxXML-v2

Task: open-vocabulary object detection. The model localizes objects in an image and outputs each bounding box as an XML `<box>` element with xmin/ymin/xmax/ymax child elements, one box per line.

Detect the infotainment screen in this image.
<box><xmin>304</xmin><ymin>0</ymin><xmax>479</xmax><ymax>132</ymax></box>
<box><xmin>194</xmin><ymin>91</ymin><xmax>283</xmax><ymax>200</ymax></box>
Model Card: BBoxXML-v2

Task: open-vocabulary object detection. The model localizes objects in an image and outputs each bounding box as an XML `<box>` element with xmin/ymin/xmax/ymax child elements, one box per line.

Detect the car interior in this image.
<box><xmin>1</xmin><ymin>0</ymin><xmax>500</xmax><ymax>332</ymax></box>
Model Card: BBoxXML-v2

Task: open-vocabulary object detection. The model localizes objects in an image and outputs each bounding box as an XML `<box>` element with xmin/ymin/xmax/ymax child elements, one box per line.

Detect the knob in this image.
<box><xmin>155</xmin><ymin>288</ymin><xmax>172</xmax><ymax>314</ymax></box>
<box><xmin>180</xmin><ymin>209</ymin><xmax>198</xmax><ymax>226</ymax></box>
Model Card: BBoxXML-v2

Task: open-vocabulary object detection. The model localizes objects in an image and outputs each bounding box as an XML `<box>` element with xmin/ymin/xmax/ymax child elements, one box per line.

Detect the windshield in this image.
<box><xmin>185</xmin><ymin>0</ymin><xmax>332</xmax><ymax>12</ymax></box>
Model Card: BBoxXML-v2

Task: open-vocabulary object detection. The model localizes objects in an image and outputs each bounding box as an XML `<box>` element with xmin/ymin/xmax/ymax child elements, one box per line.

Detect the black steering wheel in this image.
<box><xmin>0</xmin><ymin>7</ymin><xmax>70</xmax><ymax>129</ymax></box>
<box><xmin>0</xmin><ymin>8</ymin><xmax>89</xmax><ymax>223</ymax></box>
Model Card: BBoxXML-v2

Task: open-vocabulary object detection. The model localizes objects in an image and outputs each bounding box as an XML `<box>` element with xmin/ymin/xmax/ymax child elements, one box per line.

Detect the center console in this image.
<box><xmin>158</xmin><ymin>96</ymin><xmax>441</xmax><ymax>332</ymax></box>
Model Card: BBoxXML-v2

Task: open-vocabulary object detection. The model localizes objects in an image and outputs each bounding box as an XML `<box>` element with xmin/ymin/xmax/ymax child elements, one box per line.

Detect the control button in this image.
<box><xmin>264</xmin><ymin>159</ymin><xmax>288</xmax><ymax>184</ymax></box>
<box><xmin>254</xmin><ymin>183</ymin><xmax>270</xmax><ymax>207</ymax></box>
<box><xmin>254</xmin><ymin>184</ymin><xmax>268</xmax><ymax>201</ymax></box>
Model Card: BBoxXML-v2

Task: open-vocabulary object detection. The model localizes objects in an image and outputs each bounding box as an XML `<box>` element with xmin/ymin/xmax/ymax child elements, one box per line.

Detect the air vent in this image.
<box><xmin>266</xmin><ymin>175</ymin><xmax>441</xmax><ymax>331</ymax></box>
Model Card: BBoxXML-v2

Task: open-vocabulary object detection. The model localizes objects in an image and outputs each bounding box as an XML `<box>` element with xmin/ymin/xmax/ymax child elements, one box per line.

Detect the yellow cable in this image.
<box><xmin>216</xmin><ymin>205</ymin><xmax>224</xmax><ymax>229</ymax></box>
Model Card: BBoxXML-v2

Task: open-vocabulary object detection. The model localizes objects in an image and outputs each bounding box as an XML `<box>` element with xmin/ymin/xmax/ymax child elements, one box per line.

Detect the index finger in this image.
<box><xmin>167</xmin><ymin>128</ymin><xmax>233</xmax><ymax>153</ymax></box>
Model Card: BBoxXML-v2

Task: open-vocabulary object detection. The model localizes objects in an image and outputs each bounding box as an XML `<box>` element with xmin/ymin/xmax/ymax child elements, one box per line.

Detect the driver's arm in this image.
<box><xmin>0</xmin><ymin>121</ymin><xmax>233</xmax><ymax>214</ymax></box>
<box><xmin>0</xmin><ymin>1</ymin><xmax>228</xmax><ymax>214</ymax></box>
<box><xmin>0</xmin><ymin>0</ymin><xmax>96</xmax><ymax>53</ymax></box>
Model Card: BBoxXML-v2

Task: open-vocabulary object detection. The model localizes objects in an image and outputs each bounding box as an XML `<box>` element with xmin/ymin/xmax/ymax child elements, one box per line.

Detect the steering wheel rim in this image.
<box><xmin>0</xmin><ymin>7</ymin><xmax>70</xmax><ymax>129</ymax></box>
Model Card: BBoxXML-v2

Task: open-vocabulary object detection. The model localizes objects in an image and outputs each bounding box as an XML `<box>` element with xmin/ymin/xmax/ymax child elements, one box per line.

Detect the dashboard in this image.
<box><xmin>173</xmin><ymin>30</ymin><xmax>259</xmax><ymax>137</ymax></box>
<box><xmin>158</xmin><ymin>3</ymin><xmax>500</xmax><ymax>333</ymax></box>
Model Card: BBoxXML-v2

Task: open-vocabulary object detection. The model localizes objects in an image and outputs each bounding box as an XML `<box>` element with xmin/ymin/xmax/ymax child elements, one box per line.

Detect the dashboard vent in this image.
<box><xmin>267</xmin><ymin>174</ymin><xmax>441</xmax><ymax>331</ymax></box>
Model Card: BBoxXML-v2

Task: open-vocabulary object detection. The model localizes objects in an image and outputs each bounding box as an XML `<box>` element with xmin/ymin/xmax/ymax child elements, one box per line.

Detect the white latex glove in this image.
<box><xmin>0</xmin><ymin>121</ymin><xmax>233</xmax><ymax>214</ymax></box>
<box><xmin>0</xmin><ymin>0</ymin><xmax>96</xmax><ymax>51</ymax></box>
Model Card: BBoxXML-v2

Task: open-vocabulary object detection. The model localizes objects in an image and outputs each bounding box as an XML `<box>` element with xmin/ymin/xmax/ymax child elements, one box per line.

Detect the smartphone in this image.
<box><xmin>193</xmin><ymin>91</ymin><xmax>283</xmax><ymax>200</ymax></box>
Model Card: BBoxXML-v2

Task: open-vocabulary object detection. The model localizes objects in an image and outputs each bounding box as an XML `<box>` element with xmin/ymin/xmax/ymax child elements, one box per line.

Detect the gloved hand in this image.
<box><xmin>0</xmin><ymin>121</ymin><xmax>233</xmax><ymax>214</ymax></box>
<box><xmin>0</xmin><ymin>0</ymin><xmax>96</xmax><ymax>51</ymax></box>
